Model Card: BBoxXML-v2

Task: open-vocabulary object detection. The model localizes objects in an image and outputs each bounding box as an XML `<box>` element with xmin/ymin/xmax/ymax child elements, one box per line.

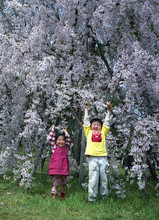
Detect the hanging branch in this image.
<box><xmin>98</xmin><ymin>44</ymin><xmax>113</xmax><ymax>77</ymax></box>
<box><xmin>69</xmin><ymin>105</ymin><xmax>83</xmax><ymax>127</ymax></box>
<box><xmin>109</xmin><ymin>72</ymin><xmax>123</xmax><ymax>104</ymax></box>
<box><xmin>85</xmin><ymin>24</ymin><xmax>113</xmax><ymax>76</ymax></box>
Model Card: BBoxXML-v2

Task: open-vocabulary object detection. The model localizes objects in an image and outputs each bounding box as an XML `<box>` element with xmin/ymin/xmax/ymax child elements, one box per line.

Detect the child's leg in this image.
<box><xmin>99</xmin><ymin>157</ymin><xmax>109</xmax><ymax>199</ymax></box>
<box><xmin>51</xmin><ymin>175</ymin><xmax>60</xmax><ymax>197</ymax></box>
<box><xmin>87</xmin><ymin>157</ymin><xmax>99</xmax><ymax>202</ymax></box>
<box><xmin>60</xmin><ymin>176</ymin><xmax>67</xmax><ymax>199</ymax></box>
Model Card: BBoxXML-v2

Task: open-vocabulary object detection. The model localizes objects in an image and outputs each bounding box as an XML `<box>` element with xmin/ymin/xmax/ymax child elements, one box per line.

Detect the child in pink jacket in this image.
<box><xmin>49</xmin><ymin>124</ymin><xmax>71</xmax><ymax>199</ymax></box>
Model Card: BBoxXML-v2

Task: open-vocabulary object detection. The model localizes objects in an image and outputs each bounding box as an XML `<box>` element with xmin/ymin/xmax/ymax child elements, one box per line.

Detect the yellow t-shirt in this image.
<box><xmin>83</xmin><ymin>124</ymin><xmax>110</xmax><ymax>156</ymax></box>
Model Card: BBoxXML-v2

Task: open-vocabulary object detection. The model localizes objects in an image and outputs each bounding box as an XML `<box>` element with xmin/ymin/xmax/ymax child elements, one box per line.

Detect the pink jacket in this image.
<box><xmin>49</xmin><ymin>130</ymin><xmax>71</xmax><ymax>176</ymax></box>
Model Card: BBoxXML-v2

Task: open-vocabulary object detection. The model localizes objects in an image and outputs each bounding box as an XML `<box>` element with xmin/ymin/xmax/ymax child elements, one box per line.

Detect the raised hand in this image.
<box><xmin>106</xmin><ymin>101</ymin><xmax>112</xmax><ymax>111</ymax></box>
<box><xmin>52</xmin><ymin>124</ymin><xmax>55</xmax><ymax>130</ymax></box>
<box><xmin>63</xmin><ymin>127</ymin><xmax>68</xmax><ymax>135</ymax></box>
<box><xmin>84</xmin><ymin>102</ymin><xmax>88</xmax><ymax>109</ymax></box>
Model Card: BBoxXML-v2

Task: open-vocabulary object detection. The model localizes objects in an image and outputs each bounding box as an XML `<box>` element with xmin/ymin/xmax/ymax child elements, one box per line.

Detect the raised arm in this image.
<box><xmin>104</xmin><ymin>102</ymin><xmax>112</xmax><ymax>128</ymax></box>
<box><xmin>84</xmin><ymin>103</ymin><xmax>90</xmax><ymax>127</ymax></box>
<box><xmin>63</xmin><ymin>128</ymin><xmax>71</xmax><ymax>149</ymax></box>
<box><xmin>49</xmin><ymin>124</ymin><xmax>56</xmax><ymax>153</ymax></box>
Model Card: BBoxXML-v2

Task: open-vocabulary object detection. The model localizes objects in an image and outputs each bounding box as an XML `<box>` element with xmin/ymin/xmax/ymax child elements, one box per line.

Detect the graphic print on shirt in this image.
<box><xmin>92</xmin><ymin>131</ymin><xmax>102</xmax><ymax>142</ymax></box>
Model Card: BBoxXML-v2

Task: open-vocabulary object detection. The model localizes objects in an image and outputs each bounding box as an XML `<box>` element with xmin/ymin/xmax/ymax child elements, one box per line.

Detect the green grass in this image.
<box><xmin>0</xmin><ymin>172</ymin><xmax>159</xmax><ymax>220</ymax></box>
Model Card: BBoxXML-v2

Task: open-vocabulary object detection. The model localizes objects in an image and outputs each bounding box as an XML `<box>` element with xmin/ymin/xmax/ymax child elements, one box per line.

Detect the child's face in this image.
<box><xmin>91</xmin><ymin>121</ymin><xmax>102</xmax><ymax>131</ymax></box>
<box><xmin>56</xmin><ymin>136</ymin><xmax>65</xmax><ymax>147</ymax></box>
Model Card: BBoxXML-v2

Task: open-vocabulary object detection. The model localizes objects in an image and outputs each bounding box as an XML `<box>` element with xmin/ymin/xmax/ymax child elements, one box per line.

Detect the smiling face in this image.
<box><xmin>56</xmin><ymin>135</ymin><xmax>66</xmax><ymax>147</ymax></box>
<box><xmin>90</xmin><ymin>121</ymin><xmax>102</xmax><ymax>131</ymax></box>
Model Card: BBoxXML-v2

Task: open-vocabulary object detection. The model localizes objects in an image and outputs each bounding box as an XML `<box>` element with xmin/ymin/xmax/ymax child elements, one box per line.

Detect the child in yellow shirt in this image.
<box><xmin>83</xmin><ymin>102</ymin><xmax>112</xmax><ymax>202</ymax></box>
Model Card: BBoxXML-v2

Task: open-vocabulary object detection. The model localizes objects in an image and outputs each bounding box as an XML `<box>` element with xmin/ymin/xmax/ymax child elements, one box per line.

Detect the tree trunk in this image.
<box><xmin>78</xmin><ymin>130</ymin><xmax>86</xmax><ymax>191</ymax></box>
<box><xmin>73</xmin><ymin>109</ymin><xmax>82</xmax><ymax>165</ymax></box>
<box><xmin>147</xmin><ymin>158</ymin><xmax>157</xmax><ymax>180</ymax></box>
<box><xmin>30</xmin><ymin>144</ymin><xmax>45</xmax><ymax>178</ymax></box>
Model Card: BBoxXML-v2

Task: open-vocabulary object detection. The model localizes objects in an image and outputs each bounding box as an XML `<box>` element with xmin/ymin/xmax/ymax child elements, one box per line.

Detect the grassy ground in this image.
<box><xmin>0</xmin><ymin>165</ymin><xmax>159</xmax><ymax>220</ymax></box>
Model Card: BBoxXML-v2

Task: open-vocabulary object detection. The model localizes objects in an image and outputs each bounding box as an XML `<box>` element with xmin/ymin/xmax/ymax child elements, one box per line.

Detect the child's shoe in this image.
<box><xmin>51</xmin><ymin>192</ymin><xmax>58</xmax><ymax>198</ymax></box>
<box><xmin>51</xmin><ymin>188</ymin><xmax>58</xmax><ymax>198</ymax></box>
<box><xmin>60</xmin><ymin>191</ymin><xmax>66</xmax><ymax>200</ymax></box>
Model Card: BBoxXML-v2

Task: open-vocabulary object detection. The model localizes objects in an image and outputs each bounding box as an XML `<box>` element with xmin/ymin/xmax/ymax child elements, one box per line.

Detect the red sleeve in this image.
<box><xmin>49</xmin><ymin>130</ymin><xmax>56</xmax><ymax>152</ymax></box>
<box><xmin>65</xmin><ymin>134</ymin><xmax>71</xmax><ymax>149</ymax></box>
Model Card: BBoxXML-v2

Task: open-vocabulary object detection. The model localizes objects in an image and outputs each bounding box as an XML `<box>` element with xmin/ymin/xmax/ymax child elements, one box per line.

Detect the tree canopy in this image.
<box><xmin>0</xmin><ymin>0</ymin><xmax>159</xmax><ymax>196</ymax></box>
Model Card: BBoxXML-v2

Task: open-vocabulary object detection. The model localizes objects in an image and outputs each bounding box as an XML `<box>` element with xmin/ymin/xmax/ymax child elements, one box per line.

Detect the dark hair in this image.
<box><xmin>90</xmin><ymin>118</ymin><xmax>103</xmax><ymax>127</ymax></box>
<box><xmin>55</xmin><ymin>132</ymin><xmax>66</xmax><ymax>142</ymax></box>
